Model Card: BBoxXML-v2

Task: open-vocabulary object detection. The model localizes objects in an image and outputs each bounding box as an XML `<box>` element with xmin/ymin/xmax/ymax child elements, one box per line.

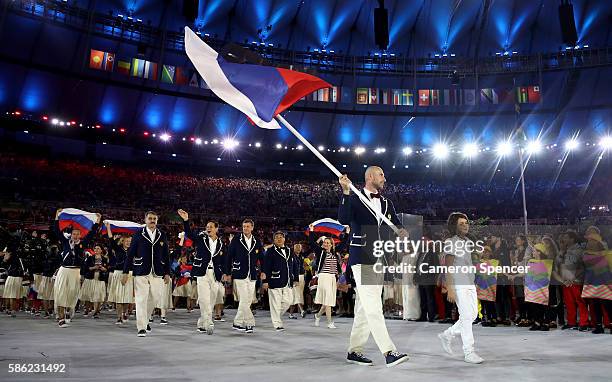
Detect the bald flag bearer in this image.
<box><xmin>338</xmin><ymin>166</ymin><xmax>410</xmax><ymax>367</ymax></box>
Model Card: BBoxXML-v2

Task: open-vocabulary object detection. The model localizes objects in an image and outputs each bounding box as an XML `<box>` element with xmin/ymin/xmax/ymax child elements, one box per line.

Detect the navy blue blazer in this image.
<box><xmin>262</xmin><ymin>246</ymin><xmax>299</xmax><ymax>289</ymax></box>
<box><xmin>82</xmin><ymin>255</ymin><xmax>109</xmax><ymax>281</ymax></box>
<box><xmin>53</xmin><ymin>220</ymin><xmax>98</xmax><ymax>268</ymax></box>
<box><xmin>338</xmin><ymin>191</ymin><xmax>402</xmax><ymax>267</ymax></box>
<box><xmin>108</xmin><ymin>238</ymin><xmax>128</xmax><ymax>272</ymax></box>
<box><xmin>123</xmin><ymin>228</ymin><xmax>170</xmax><ymax>277</ymax></box>
<box><xmin>226</xmin><ymin>233</ymin><xmax>264</xmax><ymax>281</ymax></box>
<box><xmin>183</xmin><ymin>220</ymin><xmax>225</xmax><ymax>281</ymax></box>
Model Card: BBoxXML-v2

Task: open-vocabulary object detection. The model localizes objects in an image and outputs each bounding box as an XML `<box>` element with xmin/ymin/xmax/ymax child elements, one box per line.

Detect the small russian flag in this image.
<box><xmin>306</xmin><ymin>218</ymin><xmax>346</xmax><ymax>237</ymax></box>
<box><xmin>58</xmin><ymin>208</ymin><xmax>98</xmax><ymax>236</ymax></box>
<box><xmin>101</xmin><ymin>220</ymin><xmax>145</xmax><ymax>235</ymax></box>
<box><xmin>185</xmin><ymin>26</ymin><xmax>331</xmax><ymax>129</ymax></box>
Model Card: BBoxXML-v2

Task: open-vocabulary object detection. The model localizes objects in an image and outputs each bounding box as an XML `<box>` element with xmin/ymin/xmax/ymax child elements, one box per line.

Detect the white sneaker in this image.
<box><xmin>464</xmin><ymin>352</ymin><xmax>484</xmax><ymax>364</ymax></box>
<box><xmin>438</xmin><ymin>332</ymin><xmax>454</xmax><ymax>355</ymax></box>
<box><xmin>327</xmin><ymin>322</ymin><xmax>337</xmax><ymax>329</ymax></box>
<box><xmin>314</xmin><ymin>314</ymin><xmax>320</xmax><ymax>327</ymax></box>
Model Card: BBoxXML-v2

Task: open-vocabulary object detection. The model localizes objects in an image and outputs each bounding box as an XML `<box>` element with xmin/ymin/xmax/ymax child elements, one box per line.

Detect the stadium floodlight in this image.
<box><xmin>195</xmin><ymin>138</ymin><xmax>202</xmax><ymax>145</ymax></box>
<box><xmin>160</xmin><ymin>133</ymin><xmax>171</xmax><ymax>142</ymax></box>
<box><xmin>297</xmin><ymin>144</ymin><xmax>304</xmax><ymax>150</ymax></box>
<box><xmin>496</xmin><ymin>140</ymin><xmax>513</xmax><ymax>156</ymax></box>
<box><xmin>339</xmin><ymin>147</ymin><xmax>346</xmax><ymax>152</ymax></box>
<box><xmin>318</xmin><ymin>145</ymin><xmax>325</xmax><ymax>151</ymax></box>
<box><xmin>599</xmin><ymin>136</ymin><xmax>612</xmax><ymax>150</ymax></box>
<box><xmin>354</xmin><ymin>146</ymin><xmax>366</xmax><ymax>155</ymax></box>
<box><xmin>275</xmin><ymin>143</ymin><xmax>282</xmax><ymax>149</ymax></box>
<box><xmin>402</xmin><ymin>147</ymin><xmax>413</xmax><ymax>156</ymax></box>
<box><xmin>462</xmin><ymin>143</ymin><xmax>478</xmax><ymax>158</ymax></box>
<box><xmin>433</xmin><ymin>143</ymin><xmax>449</xmax><ymax>160</ymax></box>
<box><xmin>526</xmin><ymin>140</ymin><xmax>542</xmax><ymax>155</ymax></box>
<box><xmin>223</xmin><ymin>139</ymin><xmax>239</xmax><ymax>150</ymax></box>
<box><xmin>255</xmin><ymin>142</ymin><xmax>261</xmax><ymax>148</ymax></box>
<box><xmin>374</xmin><ymin>147</ymin><xmax>386</xmax><ymax>154</ymax></box>
<box><xmin>51</xmin><ymin>118</ymin><xmax>59</xmax><ymax>125</ymax></box>
<box><xmin>564</xmin><ymin>139</ymin><xmax>579</xmax><ymax>151</ymax></box>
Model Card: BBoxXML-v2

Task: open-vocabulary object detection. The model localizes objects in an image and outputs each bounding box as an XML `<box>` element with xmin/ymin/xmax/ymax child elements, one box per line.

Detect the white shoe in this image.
<box><xmin>464</xmin><ymin>352</ymin><xmax>484</xmax><ymax>364</ymax></box>
<box><xmin>438</xmin><ymin>332</ymin><xmax>454</xmax><ymax>355</ymax></box>
<box><xmin>327</xmin><ymin>322</ymin><xmax>337</xmax><ymax>329</ymax></box>
<box><xmin>314</xmin><ymin>314</ymin><xmax>320</xmax><ymax>327</ymax></box>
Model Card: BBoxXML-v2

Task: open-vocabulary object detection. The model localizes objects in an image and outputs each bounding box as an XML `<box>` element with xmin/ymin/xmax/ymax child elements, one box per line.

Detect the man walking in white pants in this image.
<box><xmin>261</xmin><ymin>232</ymin><xmax>298</xmax><ymax>331</ymax></box>
<box><xmin>225</xmin><ymin>219</ymin><xmax>264</xmax><ymax>333</ymax></box>
<box><xmin>177</xmin><ymin>209</ymin><xmax>225</xmax><ymax>335</ymax></box>
<box><xmin>122</xmin><ymin>211</ymin><xmax>171</xmax><ymax>337</ymax></box>
<box><xmin>437</xmin><ymin>212</ymin><xmax>484</xmax><ymax>364</ymax></box>
<box><xmin>338</xmin><ymin>166</ymin><xmax>409</xmax><ymax>368</ymax></box>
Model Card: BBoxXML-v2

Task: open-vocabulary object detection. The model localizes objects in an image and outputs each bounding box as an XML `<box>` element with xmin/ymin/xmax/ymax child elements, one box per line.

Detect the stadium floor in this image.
<box><xmin>1</xmin><ymin>309</ymin><xmax>610</xmax><ymax>381</ymax></box>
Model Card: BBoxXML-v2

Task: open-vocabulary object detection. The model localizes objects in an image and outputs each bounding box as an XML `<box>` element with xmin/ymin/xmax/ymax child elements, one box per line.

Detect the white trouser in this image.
<box><xmin>134</xmin><ymin>273</ymin><xmax>164</xmax><ymax>331</ymax></box>
<box><xmin>268</xmin><ymin>286</ymin><xmax>293</xmax><ymax>328</ymax></box>
<box><xmin>348</xmin><ymin>265</ymin><xmax>396</xmax><ymax>355</ymax></box>
<box><xmin>196</xmin><ymin>269</ymin><xmax>218</xmax><ymax>329</ymax></box>
<box><xmin>402</xmin><ymin>284</ymin><xmax>421</xmax><ymax>320</ymax></box>
<box><xmin>444</xmin><ymin>286</ymin><xmax>478</xmax><ymax>354</ymax></box>
<box><xmin>234</xmin><ymin>278</ymin><xmax>256</xmax><ymax>327</ymax></box>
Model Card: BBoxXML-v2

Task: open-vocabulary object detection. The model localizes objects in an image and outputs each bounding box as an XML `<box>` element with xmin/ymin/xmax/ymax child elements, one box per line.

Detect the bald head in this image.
<box><xmin>364</xmin><ymin>166</ymin><xmax>386</xmax><ymax>191</ymax></box>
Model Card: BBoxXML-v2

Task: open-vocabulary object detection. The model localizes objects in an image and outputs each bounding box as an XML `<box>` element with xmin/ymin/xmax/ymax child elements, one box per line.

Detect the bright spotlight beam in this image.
<box><xmin>223</xmin><ymin>139</ymin><xmax>239</xmax><ymax>150</ymax></box>
<box><xmin>462</xmin><ymin>143</ymin><xmax>478</xmax><ymax>158</ymax></box>
<box><xmin>433</xmin><ymin>143</ymin><xmax>449</xmax><ymax>159</ymax></box>
<box><xmin>564</xmin><ymin>139</ymin><xmax>579</xmax><ymax>151</ymax></box>
<box><xmin>526</xmin><ymin>140</ymin><xmax>542</xmax><ymax>155</ymax></box>
<box><xmin>496</xmin><ymin>141</ymin><xmax>513</xmax><ymax>156</ymax></box>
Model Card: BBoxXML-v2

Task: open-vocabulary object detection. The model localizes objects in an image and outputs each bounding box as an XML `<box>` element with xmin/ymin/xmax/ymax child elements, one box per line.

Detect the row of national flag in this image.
<box><xmin>89</xmin><ymin>49</ymin><xmax>541</xmax><ymax>106</ymax></box>
<box><xmin>356</xmin><ymin>87</ymin><xmax>541</xmax><ymax>106</ymax></box>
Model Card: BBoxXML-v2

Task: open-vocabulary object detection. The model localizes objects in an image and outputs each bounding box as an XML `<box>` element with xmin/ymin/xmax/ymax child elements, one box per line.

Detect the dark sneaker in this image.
<box><xmin>578</xmin><ymin>326</ymin><xmax>589</xmax><ymax>332</ymax></box>
<box><xmin>197</xmin><ymin>327</ymin><xmax>206</xmax><ymax>333</ymax></box>
<box><xmin>385</xmin><ymin>351</ymin><xmax>409</xmax><ymax>368</ymax></box>
<box><xmin>232</xmin><ymin>324</ymin><xmax>246</xmax><ymax>331</ymax></box>
<box><xmin>592</xmin><ymin>326</ymin><xmax>604</xmax><ymax>334</ymax></box>
<box><xmin>146</xmin><ymin>324</ymin><xmax>152</xmax><ymax>333</ymax></box>
<box><xmin>137</xmin><ymin>330</ymin><xmax>146</xmax><ymax>337</ymax></box>
<box><xmin>561</xmin><ymin>324</ymin><xmax>576</xmax><ymax>330</ymax></box>
<box><xmin>160</xmin><ymin>318</ymin><xmax>168</xmax><ymax>325</ymax></box>
<box><xmin>149</xmin><ymin>316</ymin><xmax>154</xmax><ymax>323</ymax></box>
<box><xmin>275</xmin><ymin>327</ymin><xmax>285</xmax><ymax>332</ymax></box>
<box><xmin>58</xmin><ymin>319</ymin><xmax>68</xmax><ymax>328</ymax></box>
<box><xmin>245</xmin><ymin>326</ymin><xmax>254</xmax><ymax>333</ymax></box>
<box><xmin>288</xmin><ymin>314</ymin><xmax>297</xmax><ymax>319</ymax></box>
<box><xmin>115</xmin><ymin>319</ymin><xmax>123</xmax><ymax>325</ymax></box>
<box><xmin>347</xmin><ymin>352</ymin><xmax>373</xmax><ymax>366</ymax></box>
<box><xmin>300</xmin><ymin>311</ymin><xmax>306</xmax><ymax>318</ymax></box>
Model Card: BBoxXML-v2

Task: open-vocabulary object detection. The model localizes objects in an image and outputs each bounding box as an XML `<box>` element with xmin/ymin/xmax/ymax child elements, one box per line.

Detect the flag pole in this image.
<box><xmin>275</xmin><ymin>114</ymin><xmax>400</xmax><ymax>234</ymax></box>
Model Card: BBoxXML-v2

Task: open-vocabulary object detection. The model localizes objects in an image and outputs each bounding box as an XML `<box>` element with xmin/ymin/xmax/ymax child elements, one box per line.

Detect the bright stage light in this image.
<box><xmin>318</xmin><ymin>145</ymin><xmax>325</xmax><ymax>151</ymax></box>
<box><xmin>276</xmin><ymin>143</ymin><xmax>282</xmax><ymax>149</ymax></box>
<box><xmin>223</xmin><ymin>139</ymin><xmax>239</xmax><ymax>150</ymax></box>
<box><xmin>599</xmin><ymin>136</ymin><xmax>612</xmax><ymax>150</ymax></box>
<box><xmin>462</xmin><ymin>143</ymin><xmax>478</xmax><ymax>158</ymax></box>
<box><xmin>374</xmin><ymin>147</ymin><xmax>386</xmax><ymax>154</ymax></box>
<box><xmin>565</xmin><ymin>139</ymin><xmax>579</xmax><ymax>151</ymax></box>
<box><xmin>354</xmin><ymin>146</ymin><xmax>366</xmax><ymax>155</ymax></box>
<box><xmin>297</xmin><ymin>145</ymin><xmax>303</xmax><ymax>150</ymax></box>
<box><xmin>195</xmin><ymin>138</ymin><xmax>202</xmax><ymax>145</ymax></box>
<box><xmin>160</xmin><ymin>133</ymin><xmax>171</xmax><ymax>142</ymax></box>
<box><xmin>339</xmin><ymin>147</ymin><xmax>346</xmax><ymax>152</ymax></box>
<box><xmin>496</xmin><ymin>141</ymin><xmax>513</xmax><ymax>156</ymax></box>
<box><xmin>526</xmin><ymin>140</ymin><xmax>542</xmax><ymax>154</ymax></box>
<box><xmin>51</xmin><ymin>118</ymin><xmax>59</xmax><ymax>125</ymax></box>
<box><xmin>255</xmin><ymin>142</ymin><xmax>261</xmax><ymax>148</ymax></box>
<box><xmin>433</xmin><ymin>143</ymin><xmax>449</xmax><ymax>159</ymax></box>
<box><xmin>402</xmin><ymin>147</ymin><xmax>413</xmax><ymax>156</ymax></box>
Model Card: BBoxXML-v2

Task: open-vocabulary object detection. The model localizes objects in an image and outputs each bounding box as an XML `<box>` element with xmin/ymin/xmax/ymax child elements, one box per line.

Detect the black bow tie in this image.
<box><xmin>370</xmin><ymin>193</ymin><xmax>381</xmax><ymax>199</ymax></box>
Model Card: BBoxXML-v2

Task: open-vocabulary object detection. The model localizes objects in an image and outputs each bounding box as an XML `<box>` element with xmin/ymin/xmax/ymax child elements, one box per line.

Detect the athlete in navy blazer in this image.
<box><xmin>122</xmin><ymin>227</ymin><xmax>170</xmax><ymax>277</ymax></box>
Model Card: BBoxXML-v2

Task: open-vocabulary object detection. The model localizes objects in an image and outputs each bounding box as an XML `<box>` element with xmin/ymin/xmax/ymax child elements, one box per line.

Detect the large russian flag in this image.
<box><xmin>101</xmin><ymin>220</ymin><xmax>144</xmax><ymax>235</ymax></box>
<box><xmin>306</xmin><ymin>218</ymin><xmax>346</xmax><ymax>237</ymax></box>
<box><xmin>184</xmin><ymin>27</ymin><xmax>331</xmax><ymax>129</ymax></box>
<box><xmin>58</xmin><ymin>208</ymin><xmax>98</xmax><ymax>236</ymax></box>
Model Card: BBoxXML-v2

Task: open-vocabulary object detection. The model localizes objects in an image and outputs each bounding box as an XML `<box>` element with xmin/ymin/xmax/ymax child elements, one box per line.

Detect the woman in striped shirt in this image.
<box><xmin>309</xmin><ymin>225</ymin><xmax>342</xmax><ymax>329</ymax></box>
